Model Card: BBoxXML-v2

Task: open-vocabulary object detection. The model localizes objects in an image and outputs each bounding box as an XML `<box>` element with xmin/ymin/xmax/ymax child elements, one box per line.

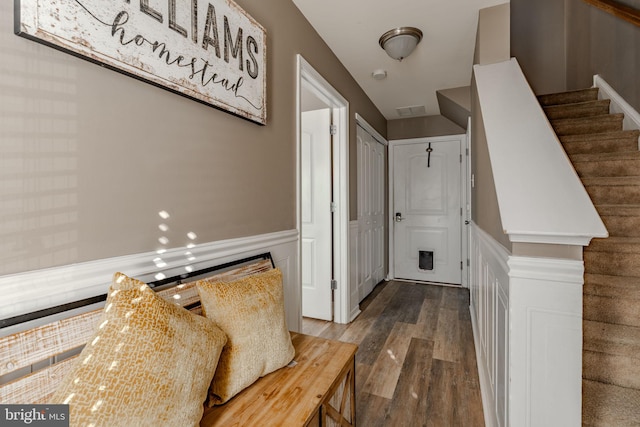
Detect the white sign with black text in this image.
<box><xmin>16</xmin><ymin>0</ymin><xmax>267</xmax><ymax>124</ymax></box>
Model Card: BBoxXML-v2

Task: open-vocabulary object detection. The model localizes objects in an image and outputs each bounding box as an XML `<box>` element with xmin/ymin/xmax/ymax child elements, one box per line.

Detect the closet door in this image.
<box><xmin>357</xmin><ymin>124</ymin><xmax>386</xmax><ymax>301</ymax></box>
<box><xmin>371</xmin><ymin>140</ymin><xmax>385</xmax><ymax>285</ymax></box>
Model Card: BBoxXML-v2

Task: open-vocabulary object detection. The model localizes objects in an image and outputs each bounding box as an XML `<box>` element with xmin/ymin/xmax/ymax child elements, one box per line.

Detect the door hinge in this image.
<box><xmin>460</xmin><ymin>261</ymin><xmax>463</xmax><ymax>270</ymax></box>
<box><xmin>460</xmin><ymin>154</ymin><xmax>462</xmax><ymax>163</ymax></box>
<box><xmin>331</xmin><ymin>279</ymin><xmax>338</xmax><ymax>290</ymax></box>
<box><xmin>330</xmin><ymin>124</ymin><xmax>337</xmax><ymax>136</ymax></box>
<box><xmin>467</xmin><ymin>259</ymin><xmax>470</xmax><ymax>267</ymax></box>
<box><xmin>466</xmin><ymin>148</ymin><xmax>469</xmax><ymax>156</ymax></box>
<box><xmin>460</xmin><ymin>207</ymin><xmax>463</xmax><ymax>216</ymax></box>
<box><xmin>330</xmin><ymin>202</ymin><xmax>337</xmax><ymax>213</ymax></box>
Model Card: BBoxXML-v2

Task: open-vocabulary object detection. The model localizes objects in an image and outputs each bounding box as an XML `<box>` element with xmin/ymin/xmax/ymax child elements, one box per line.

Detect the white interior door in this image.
<box><xmin>301</xmin><ymin>108</ymin><xmax>333</xmax><ymax>320</ymax></box>
<box><xmin>393</xmin><ymin>137</ymin><xmax>462</xmax><ymax>284</ymax></box>
<box><xmin>357</xmin><ymin>124</ymin><xmax>386</xmax><ymax>301</ymax></box>
<box><xmin>372</xmin><ymin>141</ymin><xmax>385</xmax><ymax>285</ymax></box>
<box><xmin>357</xmin><ymin>129</ymin><xmax>373</xmax><ymax>300</ymax></box>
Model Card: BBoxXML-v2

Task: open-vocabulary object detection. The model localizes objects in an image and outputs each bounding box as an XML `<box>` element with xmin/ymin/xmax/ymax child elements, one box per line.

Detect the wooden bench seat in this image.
<box><xmin>0</xmin><ymin>253</ymin><xmax>357</xmax><ymax>426</ymax></box>
<box><xmin>201</xmin><ymin>333</ymin><xmax>356</xmax><ymax>427</ymax></box>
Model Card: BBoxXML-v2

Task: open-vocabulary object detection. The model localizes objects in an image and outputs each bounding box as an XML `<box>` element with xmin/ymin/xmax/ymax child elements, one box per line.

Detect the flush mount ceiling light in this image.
<box><xmin>379</xmin><ymin>27</ymin><xmax>423</xmax><ymax>61</ymax></box>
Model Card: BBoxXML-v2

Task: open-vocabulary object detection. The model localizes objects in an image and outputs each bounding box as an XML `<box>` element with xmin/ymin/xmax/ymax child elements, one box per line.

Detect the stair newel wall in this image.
<box><xmin>471</xmin><ymin>58</ymin><xmax>607</xmax><ymax>427</ymax></box>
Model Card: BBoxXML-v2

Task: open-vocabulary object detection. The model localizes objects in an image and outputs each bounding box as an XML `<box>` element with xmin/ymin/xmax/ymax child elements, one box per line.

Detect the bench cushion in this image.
<box><xmin>51</xmin><ymin>272</ymin><xmax>227</xmax><ymax>427</ymax></box>
<box><xmin>196</xmin><ymin>268</ymin><xmax>295</xmax><ymax>405</ymax></box>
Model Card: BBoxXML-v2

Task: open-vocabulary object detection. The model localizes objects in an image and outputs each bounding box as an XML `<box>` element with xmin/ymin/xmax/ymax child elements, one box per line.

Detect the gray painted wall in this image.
<box><xmin>512</xmin><ymin>0</ymin><xmax>640</xmax><ymax>112</ymax></box>
<box><xmin>0</xmin><ymin>0</ymin><xmax>386</xmax><ymax>276</ymax></box>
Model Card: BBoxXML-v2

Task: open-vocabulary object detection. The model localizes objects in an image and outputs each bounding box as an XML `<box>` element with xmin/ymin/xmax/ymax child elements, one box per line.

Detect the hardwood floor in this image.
<box><xmin>302</xmin><ymin>281</ymin><xmax>485</xmax><ymax>427</ymax></box>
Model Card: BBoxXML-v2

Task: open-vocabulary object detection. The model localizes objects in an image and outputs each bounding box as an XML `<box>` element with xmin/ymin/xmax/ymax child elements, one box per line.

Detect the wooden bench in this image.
<box><xmin>0</xmin><ymin>254</ymin><xmax>357</xmax><ymax>426</ymax></box>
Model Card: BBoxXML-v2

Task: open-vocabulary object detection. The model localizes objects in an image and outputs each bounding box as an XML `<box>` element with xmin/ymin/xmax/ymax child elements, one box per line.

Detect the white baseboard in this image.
<box><xmin>0</xmin><ymin>230</ymin><xmax>300</xmax><ymax>333</ymax></box>
<box><xmin>594</xmin><ymin>75</ymin><xmax>640</xmax><ymax>148</ymax></box>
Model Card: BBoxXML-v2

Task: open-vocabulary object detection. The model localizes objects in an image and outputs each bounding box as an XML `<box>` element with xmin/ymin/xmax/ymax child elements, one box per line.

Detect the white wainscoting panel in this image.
<box><xmin>469</xmin><ymin>223</ymin><xmax>584</xmax><ymax>427</ymax></box>
<box><xmin>470</xmin><ymin>223</ymin><xmax>510</xmax><ymax>427</ymax></box>
<box><xmin>0</xmin><ymin>230</ymin><xmax>300</xmax><ymax>335</ymax></box>
<box><xmin>508</xmin><ymin>256</ymin><xmax>584</xmax><ymax>427</ymax></box>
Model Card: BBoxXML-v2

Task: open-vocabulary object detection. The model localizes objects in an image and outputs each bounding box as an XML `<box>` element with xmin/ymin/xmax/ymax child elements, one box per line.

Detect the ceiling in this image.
<box><xmin>292</xmin><ymin>0</ymin><xmax>507</xmax><ymax>120</ymax></box>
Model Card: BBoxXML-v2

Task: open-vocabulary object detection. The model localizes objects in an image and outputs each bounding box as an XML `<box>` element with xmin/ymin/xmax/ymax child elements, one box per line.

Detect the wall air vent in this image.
<box><xmin>396</xmin><ymin>105</ymin><xmax>426</xmax><ymax>117</ymax></box>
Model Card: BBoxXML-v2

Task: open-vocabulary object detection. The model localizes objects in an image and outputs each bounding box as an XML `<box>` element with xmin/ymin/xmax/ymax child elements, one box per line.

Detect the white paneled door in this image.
<box><xmin>357</xmin><ymin>124</ymin><xmax>386</xmax><ymax>301</ymax></box>
<box><xmin>393</xmin><ymin>137</ymin><xmax>462</xmax><ymax>284</ymax></box>
<box><xmin>301</xmin><ymin>109</ymin><xmax>333</xmax><ymax>320</ymax></box>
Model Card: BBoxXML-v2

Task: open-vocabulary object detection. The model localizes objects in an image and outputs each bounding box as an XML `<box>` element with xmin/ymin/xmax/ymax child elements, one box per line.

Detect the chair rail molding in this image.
<box><xmin>0</xmin><ymin>229</ymin><xmax>300</xmax><ymax>335</ymax></box>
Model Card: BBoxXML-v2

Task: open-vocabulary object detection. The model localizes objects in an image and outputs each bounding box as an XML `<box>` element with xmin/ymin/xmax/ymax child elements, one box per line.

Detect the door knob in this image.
<box><xmin>395</xmin><ymin>212</ymin><xmax>405</xmax><ymax>222</ymax></box>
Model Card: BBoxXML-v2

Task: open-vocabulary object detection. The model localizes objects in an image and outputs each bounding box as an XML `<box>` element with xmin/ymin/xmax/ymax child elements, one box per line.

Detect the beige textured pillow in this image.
<box><xmin>52</xmin><ymin>272</ymin><xmax>227</xmax><ymax>427</ymax></box>
<box><xmin>196</xmin><ymin>268</ymin><xmax>295</xmax><ymax>405</ymax></box>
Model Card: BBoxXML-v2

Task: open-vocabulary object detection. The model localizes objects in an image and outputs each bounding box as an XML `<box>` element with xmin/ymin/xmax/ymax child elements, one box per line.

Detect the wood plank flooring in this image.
<box><xmin>302</xmin><ymin>281</ymin><xmax>485</xmax><ymax>427</ymax></box>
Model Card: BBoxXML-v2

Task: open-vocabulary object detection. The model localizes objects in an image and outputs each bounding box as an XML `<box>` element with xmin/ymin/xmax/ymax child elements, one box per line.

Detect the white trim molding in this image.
<box><xmin>593</xmin><ymin>74</ymin><xmax>640</xmax><ymax>148</ymax></box>
<box><xmin>297</xmin><ymin>55</ymin><xmax>351</xmax><ymax>324</ymax></box>
<box><xmin>0</xmin><ymin>230</ymin><xmax>300</xmax><ymax>334</ymax></box>
<box><xmin>474</xmin><ymin>59</ymin><xmax>607</xmax><ymax>246</ymax></box>
<box><xmin>469</xmin><ymin>222</ymin><xmax>584</xmax><ymax>427</ymax></box>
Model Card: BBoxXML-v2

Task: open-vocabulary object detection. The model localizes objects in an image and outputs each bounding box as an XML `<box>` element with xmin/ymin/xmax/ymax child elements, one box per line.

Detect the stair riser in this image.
<box><xmin>562</xmin><ymin>139</ymin><xmax>638</xmax><ymax>155</ymax></box>
<box><xmin>585</xmin><ymin>185</ymin><xmax>640</xmax><ymax>204</ymax></box>
<box><xmin>584</xmin><ymin>294</ymin><xmax>640</xmax><ymax>327</ymax></box>
<box><xmin>601</xmin><ymin>215</ymin><xmax>640</xmax><ymax>237</ymax></box>
<box><xmin>584</xmin><ymin>251</ymin><xmax>640</xmax><ymax>276</ymax></box>
<box><xmin>574</xmin><ymin>159</ymin><xmax>640</xmax><ymax>177</ymax></box>
<box><xmin>552</xmin><ymin>120</ymin><xmax>623</xmax><ymax>136</ymax></box>
<box><xmin>583</xmin><ymin>351</ymin><xmax>640</xmax><ymax>390</ymax></box>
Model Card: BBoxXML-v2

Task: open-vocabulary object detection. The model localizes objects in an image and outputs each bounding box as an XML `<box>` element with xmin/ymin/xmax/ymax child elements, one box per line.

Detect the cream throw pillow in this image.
<box><xmin>52</xmin><ymin>272</ymin><xmax>227</xmax><ymax>427</ymax></box>
<box><xmin>196</xmin><ymin>268</ymin><xmax>295</xmax><ymax>405</ymax></box>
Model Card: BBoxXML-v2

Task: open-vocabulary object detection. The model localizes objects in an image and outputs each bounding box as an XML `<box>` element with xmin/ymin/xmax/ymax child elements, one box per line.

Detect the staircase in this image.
<box><xmin>539</xmin><ymin>88</ymin><xmax>640</xmax><ymax>426</ymax></box>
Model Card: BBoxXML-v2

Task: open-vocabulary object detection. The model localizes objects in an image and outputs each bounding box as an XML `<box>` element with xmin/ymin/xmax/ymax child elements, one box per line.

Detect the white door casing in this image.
<box><xmin>296</xmin><ymin>55</ymin><xmax>350</xmax><ymax>324</ymax></box>
<box><xmin>392</xmin><ymin>136</ymin><xmax>463</xmax><ymax>284</ymax></box>
<box><xmin>301</xmin><ymin>109</ymin><xmax>333</xmax><ymax>320</ymax></box>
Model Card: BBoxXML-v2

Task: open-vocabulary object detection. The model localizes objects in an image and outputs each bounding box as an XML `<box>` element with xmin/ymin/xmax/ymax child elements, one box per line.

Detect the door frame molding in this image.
<box><xmin>388</xmin><ymin>134</ymin><xmax>468</xmax><ymax>285</ymax></box>
<box><xmin>296</xmin><ymin>55</ymin><xmax>350</xmax><ymax>324</ymax></box>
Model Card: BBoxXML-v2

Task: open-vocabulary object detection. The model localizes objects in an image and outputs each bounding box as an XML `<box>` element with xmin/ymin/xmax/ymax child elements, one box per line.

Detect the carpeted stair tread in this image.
<box><xmin>584</xmin><ymin>292</ymin><xmax>640</xmax><ymax>328</ymax></box>
<box><xmin>543</xmin><ymin>99</ymin><xmax>611</xmax><ymax>119</ymax></box>
<box><xmin>596</xmin><ymin>205</ymin><xmax>640</xmax><ymax>237</ymax></box>
<box><xmin>597</xmin><ymin>204</ymin><xmax>640</xmax><ymax>216</ymax></box>
<box><xmin>584</xmin><ymin>321</ymin><xmax>640</xmax><ymax>389</ymax></box>
<box><xmin>583</xmin><ymin>176</ymin><xmax>640</xmax><ymax>205</ymax></box>
<box><xmin>586</xmin><ymin>236</ymin><xmax>640</xmax><ymax>253</ymax></box>
<box><xmin>572</xmin><ymin>151</ymin><xmax>640</xmax><ymax>162</ymax></box>
<box><xmin>538</xmin><ymin>87</ymin><xmax>599</xmax><ymax>106</ymax></box>
<box><xmin>583</xmin><ymin>176</ymin><xmax>640</xmax><ymax>186</ymax></box>
<box><xmin>584</xmin><ymin>320</ymin><xmax>640</xmax><ymax>357</ymax></box>
<box><xmin>550</xmin><ymin>113</ymin><xmax>624</xmax><ymax>136</ymax></box>
<box><xmin>582</xmin><ymin>379</ymin><xmax>640</xmax><ymax>426</ymax></box>
<box><xmin>584</xmin><ymin>273</ymin><xmax>640</xmax><ymax>298</ymax></box>
<box><xmin>571</xmin><ymin>151</ymin><xmax>640</xmax><ymax>177</ymax></box>
<box><xmin>584</xmin><ymin>250</ymin><xmax>640</xmax><ymax>277</ymax></box>
<box><xmin>584</xmin><ymin>350</ymin><xmax>640</xmax><ymax>390</ymax></box>
<box><xmin>560</xmin><ymin>130</ymin><xmax>640</xmax><ymax>155</ymax></box>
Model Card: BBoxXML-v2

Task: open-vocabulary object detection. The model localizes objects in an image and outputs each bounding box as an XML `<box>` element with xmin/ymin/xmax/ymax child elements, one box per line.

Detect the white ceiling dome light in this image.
<box><xmin>379</xmin><ymin>27</ymin><xmax>423</xmax><ymax>61</ymax></box>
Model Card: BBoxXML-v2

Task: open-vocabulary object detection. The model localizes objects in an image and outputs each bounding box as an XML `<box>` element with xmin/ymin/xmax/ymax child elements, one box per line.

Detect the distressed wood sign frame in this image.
<box><xmin>15</xmin><ymin>0</ymin><xmax>267</xmax><ymax>125</ymax></box>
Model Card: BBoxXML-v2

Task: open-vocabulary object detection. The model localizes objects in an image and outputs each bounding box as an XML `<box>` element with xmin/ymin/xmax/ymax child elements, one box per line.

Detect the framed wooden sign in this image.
<box><xmin>15</xmin><ymin>0</ymin><xmax>267</xmax><ymax>124</ymax></box>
